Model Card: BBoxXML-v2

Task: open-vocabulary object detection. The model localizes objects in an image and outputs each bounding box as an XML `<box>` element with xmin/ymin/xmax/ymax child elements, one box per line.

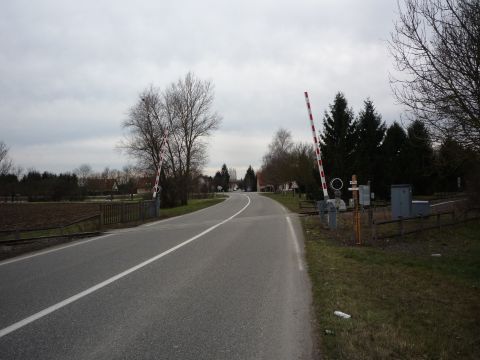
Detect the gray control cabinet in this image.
<box><xmin>412</xmin><ymin>200</ymin><xmax>430</xmax><ymax>216</ymax></box>
<box><xmin>391</xmin><ymin>184</ymin><xmax>412</xmax><ymax>219</ymax></box>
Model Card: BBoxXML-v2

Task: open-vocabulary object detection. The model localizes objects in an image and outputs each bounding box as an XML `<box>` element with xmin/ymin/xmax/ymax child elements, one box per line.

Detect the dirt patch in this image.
<box><xmin>0</xmin><ymin>233</ymin><xmax>100</xmax><ymax>261</ymax></box>
<box><xmin>0</xmin><ymin>203</ymin><xmax>102</xmax><ymax>231</ymax></box>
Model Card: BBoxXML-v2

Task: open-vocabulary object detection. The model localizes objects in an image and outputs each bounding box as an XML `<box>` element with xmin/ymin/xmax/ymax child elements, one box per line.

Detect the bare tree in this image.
<box><xmin>164</xmin><ymin>73</ymin><xmax>221</xmax><ymax>204</ymax></box>
<box><xmin>73</xmin><ymin>164</ymin><xmax>93</xmax><ymax>187</ymax></box>
<box><xmin>121</xmin><ymin>86</ymin><xmax>165</xmax><ymax>173</ymax></box>
<box><xmin>389</xmin><ymin>0</ymin><xmax>480</xmax><ymax>151</ymax></box>
<box><xmin>121</xmin><ymin>73</ymin><xmax>221</xmax><ymax>205</ymax></box>
<box><xmin>261</xmin><ymin>129</ymin><xmax>295</xmax><ymax>187</ymax></box>
<box><xmin>0</xmin><ymin>141</ymin><xmax>13</xmax><ymax>175</ymax></box>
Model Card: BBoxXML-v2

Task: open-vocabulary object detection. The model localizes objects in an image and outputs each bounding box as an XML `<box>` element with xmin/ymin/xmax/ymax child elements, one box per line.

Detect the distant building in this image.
<box><xmin>136</xmin><ymin>177</ymin><xmax>155</xmax><ymax>194</ymax></box>
<box><xmin>256</xmin><ymin>171</ymin><xmax>274</xmax><ymax>192</ymax></box>
<box><xmin>85</xmin><ymin>178</ymin><xmax>120</xmax><ymax>195</ymax></box>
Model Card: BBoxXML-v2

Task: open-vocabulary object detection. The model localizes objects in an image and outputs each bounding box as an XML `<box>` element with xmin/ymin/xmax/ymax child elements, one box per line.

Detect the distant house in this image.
<box><xmin>279</xmin><ymin>181</ymin><xmax>298</xmax><ymax>192</ymax></box>
<box><xmin>256</xmin><ymin>171</ymin><xmax>274</xmax><ymax>192</ymax></box>
<box><xmin>136</xmin><ymin>177</ymin><xmax>155</xmax><ymax>194</ymax></box>
<box><xmin>85</xmin><ymin>178</ymin><xmax>119</xmax><ymax>195</ymax></box>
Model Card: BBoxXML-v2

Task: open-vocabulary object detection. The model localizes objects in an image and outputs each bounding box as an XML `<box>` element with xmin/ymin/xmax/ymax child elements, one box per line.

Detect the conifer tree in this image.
<box><xmin>435</xmin><ymin>137</ymin><xmax>465</xmax><ymax>192</ymax></box>
<box><xmin>404</xmin><ymin>120</ymin><xmax>434</xmax><ymax>195</ymax></box>
<box><xmin>220</xmin><ymin>164</ymin><xmax>230</xmax><ymax>191</ymax></box>
<box><xmin>244</xmin><ymin>165</ymin><xmax>257</xmax><ymax>192</ymax></box>
<box><xmin>379</xmin><ymin>122</ymin><xmax>408</xmax><ymax>197</ymax></box>
<box><xmin>354</xmin><ymin>99</ymin><xmax>386</xmax><ymax>186</ymax></box>
<box><xmin>320</xmin><ymin>92</ymin><xmax>357</xmax><ymax>190</ymax></box>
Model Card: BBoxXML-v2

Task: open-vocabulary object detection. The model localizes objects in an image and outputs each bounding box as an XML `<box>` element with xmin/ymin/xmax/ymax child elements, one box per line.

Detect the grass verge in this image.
<box><xmin>262</xmin><ymin>193</ymin><xmax>480</xmax><ymax>359</ymax></box>
<box><xmin>157</xmin><ymin>196</ymin><xmax>227</xmax><ymax>219</ymax></box>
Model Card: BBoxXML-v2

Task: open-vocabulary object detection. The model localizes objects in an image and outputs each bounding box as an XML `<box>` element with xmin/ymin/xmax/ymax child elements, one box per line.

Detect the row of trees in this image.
<box><xmin>210</xmin><ymin>164</ymin><xmax>257</xmax><ymax>192</ymax></box>
<box><xmin>260</xmin><ymin>129</ymin><xmax>319</xmax><ymax>196</ymax></box>
<box><xmin>0</xmin><ymin>171</ymin><xmax>81</xmax><ymax>201</ymax></box>
<box><xmin>261</xmin><ymin>92</ymin><xmax>478</xmax><ymax>199</ymax></box>
<box><xmin>0</xmin><ymin>164</ymin><xmax>145</xmax><ymax>201</ymax></box>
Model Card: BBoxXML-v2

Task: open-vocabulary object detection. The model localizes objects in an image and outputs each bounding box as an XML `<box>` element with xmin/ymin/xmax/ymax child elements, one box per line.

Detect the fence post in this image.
<box><xmin>99</xmin><ymin>213</ymin><xmax>104</xmax><ymax>231</ymax></box>
<box><xmin>371</xmin><ymin>220</ymin><xmax>376</xmax><ymax>242</ymax></box>
<box><xmin>100</xmin><ymin>204</ymin><xmax>105</xmax><ymax>225</ymax></box>
<box><xmin>121</xmin><ymin>202</ymin><xmax>125</xmax><ymax>223</ymax></box>
<box><xmin>399</xmin><ymin>217</ymin><xmax>404</xmax><ymax>238</ymax></box>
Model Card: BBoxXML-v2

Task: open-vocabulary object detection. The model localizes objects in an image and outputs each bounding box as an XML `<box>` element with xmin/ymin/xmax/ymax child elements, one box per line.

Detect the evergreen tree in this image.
<box><xmin>243</xmin><ymin>165</ymin><xmax>257</xmax><ymax>192</ymax></box>
<box><xmin>213</xmin><ymin>171</ymin><xmax>223</xmax><ymax>191</ymax></box>
<box><xmin>220</xmin><ymin>164</ymin><xmax>230</xmax><ymax>191</ymax></box>
<box><xmin>404</xmin><ymin>120</ymin><xmax>434</xmax><ymax>195</ymax></box>
<box><xmin>434</xmin><ymin>137</ymin><xmax>473</xmax><ymax>192</ymax></box>
<box><xmin>320</xmin><ymin>92</ymin><xmax>357</xmax><ymax>193</ymax></box>
<box><xmin>354</xmin><ymin>99</ymin><xmax>386</xmax><ymax>188</ymax></box>
<box><xmin>380</xmin><ymin>122</ymin><xmax>408</xmax><ymax>197</ymax></box>
<box><xmin>0</xmin><ymin>174</ymin><xmax>18</xmax><ymax>199</ymax></box>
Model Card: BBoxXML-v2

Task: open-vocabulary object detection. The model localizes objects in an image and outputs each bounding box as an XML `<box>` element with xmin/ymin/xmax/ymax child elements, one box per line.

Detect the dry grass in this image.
<box><xmin>262</xmin><ymin>193</ymin><xmax>480</xmax><ymax>359</ymax></box>
<box><xmin>305</xmin><ymin>218</ymin><xmax>480</xmax><ymax>359</ymax></box>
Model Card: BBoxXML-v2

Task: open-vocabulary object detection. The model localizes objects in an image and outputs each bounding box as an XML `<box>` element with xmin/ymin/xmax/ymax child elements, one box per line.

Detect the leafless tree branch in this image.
<box><xmin>389</xmin><ymin>0</ymin><xmax>480</xmax><ymax>151</ymax></box>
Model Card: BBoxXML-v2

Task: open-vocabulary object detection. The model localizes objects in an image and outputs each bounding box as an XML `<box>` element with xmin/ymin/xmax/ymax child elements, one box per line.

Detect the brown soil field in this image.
<box><xmin>0</xmin><ymin>203</ymin><xmax>102</xmax><ymax>231</ymax></box>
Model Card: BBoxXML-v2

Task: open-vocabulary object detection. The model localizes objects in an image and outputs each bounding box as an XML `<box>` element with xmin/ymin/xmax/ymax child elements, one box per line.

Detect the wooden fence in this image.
<box><xmin>371</xmin><ymin>208</ymin><xmax>480</xmax><ymax>242</ymax></box>
<box><xmin>0</xmin><ymin>200</ymin><xmax>158</xmax><ymax>244</ymax></box>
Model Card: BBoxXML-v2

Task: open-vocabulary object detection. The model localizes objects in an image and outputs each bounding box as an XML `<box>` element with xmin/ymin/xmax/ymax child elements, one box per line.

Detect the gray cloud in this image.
<box><xmin>0</xmin><ymin>0</ymin><xmax>402</xmax><ymax>175</ymax></box>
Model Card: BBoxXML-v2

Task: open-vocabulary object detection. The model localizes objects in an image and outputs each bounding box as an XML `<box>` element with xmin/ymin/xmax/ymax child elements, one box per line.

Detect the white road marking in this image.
<box><xmin>0</xmin><ymin>195</ymin><xmax>251</xmax><ymax>339</ymax></box>
<box><xmin>0</xmin><ymin>234</ymin><xmax>115</xmax><ymax>267</ymax></box>
<box><xmin>430</xmin><ymin>199</ymin><xmax>466</xmax><ymax>207</ymax></box>
<box><xmin>286</xmin><ymin>216</ymin><xmax>304</xmax><ymax>271</ymax></box>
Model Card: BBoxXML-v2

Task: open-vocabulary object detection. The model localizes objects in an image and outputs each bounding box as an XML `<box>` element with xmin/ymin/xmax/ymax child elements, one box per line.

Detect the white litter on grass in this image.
<box><xmin>334</xmin><ymin>311</ymin><xmax>351</xmax><ymax>319</ymax></box>
<box><xmin>431</xmin><ymin>254</ymin><xmax>442</xmax><ymax>257</ymax></box>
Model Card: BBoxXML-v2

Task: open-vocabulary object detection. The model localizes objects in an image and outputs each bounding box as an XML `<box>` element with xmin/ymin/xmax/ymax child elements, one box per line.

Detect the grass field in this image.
<box><xmin>262</xmin><ymin>193</ymin><xmax>480</xmax><ymax>359</ymax></box>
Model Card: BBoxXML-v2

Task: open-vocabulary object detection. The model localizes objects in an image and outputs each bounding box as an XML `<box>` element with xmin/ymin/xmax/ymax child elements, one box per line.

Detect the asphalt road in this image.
<box><xmin>0</xmin><ymin>193</ymin><xmax>315</xmax><ymax>359</ymax></box>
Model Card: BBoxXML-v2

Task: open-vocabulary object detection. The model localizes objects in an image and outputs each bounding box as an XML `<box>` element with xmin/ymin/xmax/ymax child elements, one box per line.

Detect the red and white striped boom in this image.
<box><xmin>152</xmin><ymin>129</ymin><xmax>169</xmax><ymax>199</ymax></box>
<box><xmin>304</xmin><ymin>91</ymin><xmax>329</xmax><ymax>200</ymax></box>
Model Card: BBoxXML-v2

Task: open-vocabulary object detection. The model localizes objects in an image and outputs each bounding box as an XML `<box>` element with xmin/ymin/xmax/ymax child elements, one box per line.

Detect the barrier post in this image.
<box><xmin>304</xmin><ymin>92</ymin><xmax>329</xmax><ymax>200</ymax></box>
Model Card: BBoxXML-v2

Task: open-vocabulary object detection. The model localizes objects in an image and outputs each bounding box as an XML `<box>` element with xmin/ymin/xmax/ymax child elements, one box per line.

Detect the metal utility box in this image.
<box><xmin>412</xmin><ymin>200</ymin><xmax>430</xmax><ymax>216</ymax></box>
<box><xmin>359</xmin><ymin>185</ymin><xmax>371</xmax><ymax>206</ymax></box>
<box><xmin>391</xmin><ymin>184</ymin><xmax>412</xmax><ymax>219</ymax></box>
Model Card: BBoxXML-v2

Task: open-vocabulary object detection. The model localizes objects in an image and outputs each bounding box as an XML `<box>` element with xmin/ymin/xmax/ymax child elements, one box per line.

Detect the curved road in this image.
<box><xmin>0</xmin><ymin>193</ymin><xmax>314</xmax><ymax>359</ymax></box>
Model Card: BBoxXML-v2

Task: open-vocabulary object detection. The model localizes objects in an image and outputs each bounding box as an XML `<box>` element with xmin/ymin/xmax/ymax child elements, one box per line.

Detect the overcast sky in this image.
<box><xmin>0</xmin><ymin>0</ymin><xmax>403</xmax><ymax>177</ymax></box>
